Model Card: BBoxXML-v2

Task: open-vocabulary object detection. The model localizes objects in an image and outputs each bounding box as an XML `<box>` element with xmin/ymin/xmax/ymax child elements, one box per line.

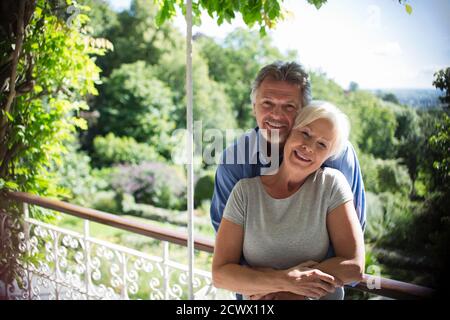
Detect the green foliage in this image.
<box><xmin>381</xmin><ymin>93</ymin><xmax>400</xmax><ymax>104</ymax></box>
<box><xmin>405</xmin><ymin>4</ymin><xmax>413</xmax><ymax>15</ymax></box>
<box><xmin>0</xmin><ymin>0</ymin><xmax>108</xmax><ymax>288</ymax></box>
<box><xmin>376</xmin><ymin>160</ymin><xmax>412</xmax><ymax>195</ymax></box>
<box><xmin>349</xmin><ymin>91</ymin><xmax>397</xmax><ymax>159</ymax></box>
<box><xmin>309</xmin><ymin>72</ymin><xmax>361</xmax><ymax>144</ymax></box>
<box><xmin>94</xmin><ymin>0</ymin><xmax>184</xmax><ymax>77</ymax></box>
<box><xmin>92</xmin><ymin>133</ymin><xmax>162</xmax><ymax>167</ymax></box>
<box><xmin>194</xmin><ymin>172</ymin><xmax>215</xmax><ymax>208</ymax></box>
<box><xmin>432</xmin><ymin>67</ymin><xmax>449</xmax><ymax>108</ymax></box>
<box><xmin>426</xmin><ymin>114</ymin><xmax>450</xmax><ymax>192</ymax></box>
<box><xmin>110</xmin><ymin>162</ymin><xmax>187</xmax><ymax>210</ymax></box>
<box><xmin>410</xmin><ymin>192</ymin><xmax>450</xmax><ymax>273</ymax></box>
<box><xmin>79</xmin><ymin>0</ymin><xmax>119</xmax><ymax>37</ymax></box>
<box><xmin>307</xmin><ymin>0</ymin><xmax>328</xmax><ymax>9</ymax></box>
<box><xmin>0</xmin><ymin>0</ymin><xmax>107</xmax><ymax>195</ymax></box>
<box><xmin>393</xmin><ymin>106</ymin><xmax>424</xmax><ymax>193</ymax></box>
<box><xmin>348</xmin><ymin>81</ymin><xmax>359</xmax><ymax>92</ymax></box>
<box><xmin>153</xmin><ymin>0</ymin><xmax>329</xmax><ymax>35</ymax></box>
<box><xmin>92</xmin><ymin>61</ymin><xmax>177</xmax><ymax>158</ymax></box>
<box><xmin>53</xmin><ymin>142</ymin><xmax>98</xmax><ymax>207</ymax></box>
<box><xmin>90</xmin><ymin>190</ymin><xmax>121</xmax><ymax>214</ymax></box>
<box><xmin>364</xmin><ymin>192</ymin><xmax>386</xmax><ymax>241</ymax></box>
<box><xmin>154</xmin><ymin>47</ymin><xmax>237</xmax><ymax>130</ymax></box>
<box><xmin>154</xmin><ymin>0</ymin><xmax>409</xmax><ymax>36</ymax></box>
<box><xmin>373</xmin><ymin>192</ymin><xmax>413</xmax><ymax>245</ymax></box>
<box><xmin>196</xmin><ymin>29</ymin><xmax>289</xmax><ymax>128</ymax></box>
<box><xmin>372</xmin><ymin>191</ymin><xmax>448</xmax><ymax>288</ymax></box>
<box><xmin>359</xmin><ymin>153</ymin><xmax>411</xmax><ymax>195</ymax></box>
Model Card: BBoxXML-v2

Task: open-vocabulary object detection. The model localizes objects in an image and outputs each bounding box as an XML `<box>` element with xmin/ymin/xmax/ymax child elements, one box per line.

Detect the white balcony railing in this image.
<box><xmin>1</xmin><ymin>192</ymin><xmax>435</xmax><ymax>300</ymax></box>
<box><xmin>1</xmin><ymin>192</ymin><xmax>234</xmax><ymax>300</ymax></box>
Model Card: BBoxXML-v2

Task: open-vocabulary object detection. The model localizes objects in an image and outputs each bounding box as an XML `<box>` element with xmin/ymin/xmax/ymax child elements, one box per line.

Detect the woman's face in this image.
<box><xmin>284</xmin><ymin>118</ymin><xmax>336</xmax><ymax>174</ymax></box>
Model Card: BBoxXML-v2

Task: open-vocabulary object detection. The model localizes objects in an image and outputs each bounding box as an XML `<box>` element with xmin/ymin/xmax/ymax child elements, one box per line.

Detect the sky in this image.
<box><xmin>107</xmin><ymin>0</ymin><xmax>449</xmax><ymax>90</ymax></box>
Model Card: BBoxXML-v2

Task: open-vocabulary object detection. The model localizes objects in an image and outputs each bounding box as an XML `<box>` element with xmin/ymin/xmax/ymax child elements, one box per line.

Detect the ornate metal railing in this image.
<box><xmin>1</xmin><ymin>192</ymin><xmax>435</xmax><ymax>300</ymax></box>
<box><xmin>1</xmin><ymin>192</ymin><xmax>232</xmax><ymax>300</ymax></box>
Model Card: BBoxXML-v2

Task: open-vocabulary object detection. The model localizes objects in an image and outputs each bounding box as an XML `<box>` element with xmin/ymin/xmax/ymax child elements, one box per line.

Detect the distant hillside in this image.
<box><xmin>370</xmin><ymin>88</ymin><xmax>444</xmax><ymax>109</ymax></box>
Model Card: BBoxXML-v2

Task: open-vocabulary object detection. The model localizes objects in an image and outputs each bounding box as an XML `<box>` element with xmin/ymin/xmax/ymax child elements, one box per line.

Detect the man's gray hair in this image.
<box><xmin>250</xmin><ymin>61</ymin><xmax>312</xmax><ymax>108</ymax></box>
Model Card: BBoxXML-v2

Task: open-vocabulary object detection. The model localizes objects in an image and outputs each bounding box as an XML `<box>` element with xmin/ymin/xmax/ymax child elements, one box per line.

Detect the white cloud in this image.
<box><xmin>371</xmin><ymin>42</ymin><xmax>403</xmax><ymax>57</ymax></box>
<box><xmin>366</xmin><ymin>5</ymin><xmax>381</xmax><ymax>29</ymax></box>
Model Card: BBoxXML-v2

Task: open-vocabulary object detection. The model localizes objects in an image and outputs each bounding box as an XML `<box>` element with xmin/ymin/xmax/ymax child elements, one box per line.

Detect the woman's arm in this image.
<box><xmin>212</xmin><ymin>218</ymin><xmax>284</xmax><ymax>295</ymax></box>
<box><xmin>212</xmin><ymin>218</ymin><xmax>340</xmax><ymax>297</ymax></box>
<box><xmin>314</xmin><ymin>200</ymin><xmax>365</xmax><ymax>284</ymax></box>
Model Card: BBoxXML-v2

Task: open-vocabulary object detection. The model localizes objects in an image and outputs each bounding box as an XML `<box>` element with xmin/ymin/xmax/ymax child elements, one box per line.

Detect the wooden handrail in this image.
<box><xmin>3</xmin><ymin>191</ymin><xmax>435</xmax><ymax>300</ymax></box>
<box><xmin>4</xmin><ymin>191</ymin><xmax>215</xmax><ymax>253</ymax></box>
<box><xmin>351</xmin><ymin>276</ymin><xmax>435</xmax><ymax>300</ymax></box>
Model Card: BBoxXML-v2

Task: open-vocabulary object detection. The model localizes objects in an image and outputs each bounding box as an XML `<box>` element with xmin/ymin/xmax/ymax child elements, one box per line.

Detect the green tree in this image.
<box><xmin>381</xmin><ymin>92</ymin><xmax>400</xmax><ymax>104</ymax></box>
<box><xmin>0</xmin><ymin>0</ymin><xmax>106</xmax><ymax>287</ymax></box>
<box><xmin>432</xmin><ymin>67</ymin><xmax>450</xmax><ymax>109</ymax></box>
<box><xmin>92</xmin><ymin>133</ymin><xmax>162</xmax><ymax>167</ymax></box>
<box><xmin>155</xmin><ymin>0</ymin><xmax>329</xmax><ymax>35</ymax></box>
<box><xmin>359</xmin><ymin>153</ymin><xmax>411</xmax><ymax>195</ymax></box>
<box><xmin>196</xmin><ymin>29</ymin><xmax>290</xmax><ymax>129</ymax></box>
<box><xmin>348</xmin><ymin>81</ymin><xmax>359</xmax><ymax>92</ymax></box>
<box><xmin>91</xmin><ymin>61</ymin><xmax>177</xmax><ymax>158</ymax></box>
<box><xmin>154</xmin><ymin>48</ymin><xmax>237</xmax><ymax>131</ymax></box>
<box><xmin>155</xmin><ymin>0</ymin><xmax>409</xmax><ymax>35</ymax></box>
<box><xmin>393</xmin><ymin>106</ymin><xmax>423</xmax><ymax>195</ymax></box>
<box><xmin>0</xmin><ymin>0</ymin><xmax>106</xmax><ymax>194</ymax></box>
<box><xmin>425</xmin><ymin>114</ymin><xmax>450</xmax><ymax>193</ymax></box>
<box><xmin>95</xmin><ymin>0</ymin><xmax>184</xmax><ymax>77</ymax></box>
<box><xmin>80</xmin><ymin>0</ymin><xmax>119</xmax><ymax>37</ymax></box>
<box><xmin>350</xmin><ymin>92</ymin><xmax>397</xmax><ymax>159</ymax></box>
<box><xmin>310</xmin><ymin>72</ymin><xmax>361</xmax><ymax>144</ymax></box>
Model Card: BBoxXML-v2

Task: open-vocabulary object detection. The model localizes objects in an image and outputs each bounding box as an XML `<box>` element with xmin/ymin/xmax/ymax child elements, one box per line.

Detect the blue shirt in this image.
<box><xmin>211</xmin><ymin>127</ymin><xmax>366</xmax><ymax>233</ymax></box>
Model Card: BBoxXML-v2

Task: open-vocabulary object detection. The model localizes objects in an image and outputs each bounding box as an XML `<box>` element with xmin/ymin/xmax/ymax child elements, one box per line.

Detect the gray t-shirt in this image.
<box><xmin>223</xmin><ymin>167</ymin><xmax>353</xmax><ymax>299</ymax></box>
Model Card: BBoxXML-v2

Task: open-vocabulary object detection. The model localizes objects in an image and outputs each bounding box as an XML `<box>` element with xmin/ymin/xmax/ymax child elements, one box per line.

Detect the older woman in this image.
<box><xmin>212</xmin><ymin>101</ymin><xmax>365</xmax><ymax>300</ymax></box>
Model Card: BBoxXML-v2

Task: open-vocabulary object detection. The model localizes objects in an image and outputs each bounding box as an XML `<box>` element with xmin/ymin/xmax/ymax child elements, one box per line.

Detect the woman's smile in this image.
<box><xmin>293</xmin><ymin>148</ymin><xmax>312</xmax><ymax>163</ymax></box>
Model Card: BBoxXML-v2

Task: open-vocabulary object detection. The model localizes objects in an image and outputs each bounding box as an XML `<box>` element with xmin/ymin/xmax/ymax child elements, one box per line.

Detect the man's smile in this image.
<box><xmin>265</xmin><ymin>120</ymin><xmax>288</xmax><ymax>130</ymax></box>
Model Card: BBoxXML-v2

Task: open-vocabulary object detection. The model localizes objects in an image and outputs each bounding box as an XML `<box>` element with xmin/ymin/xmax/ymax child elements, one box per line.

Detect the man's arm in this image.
<box><xmin>210</xmin><ymin>163</ymin><xmax>241</xmax><ymax>232</ymax></box>
<box><xmin>323</xmin><ymin>141</ymin><xmax>366</xmax><ymax>230</ymax></box>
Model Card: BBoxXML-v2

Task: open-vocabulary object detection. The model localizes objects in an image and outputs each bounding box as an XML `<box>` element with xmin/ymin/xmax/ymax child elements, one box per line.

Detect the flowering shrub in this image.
<box><xmin>111</xmin><ymin>162</ymin><xmax>186</xmax><ymax>210</ymax></box>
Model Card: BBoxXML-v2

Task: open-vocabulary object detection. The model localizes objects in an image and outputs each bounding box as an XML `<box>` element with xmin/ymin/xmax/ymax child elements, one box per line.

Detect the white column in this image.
<box><xmin>23</xmin><ymin>203</ymin><xmax>31</xmax><ymax>300</ymax></box>
<box><xmin>185</xmin><ymin>0</ymin><xmax>195</xmax><ymax>300</ymax></box>
<box><xmin>83</xmin><ymin>220</ymin><xmax>91</xmax><ymax>298</ymax></box>
<box><xmin>163</xmin><ymin>241</ymin><xmax>169</xmax><ymax>299</ymax></box>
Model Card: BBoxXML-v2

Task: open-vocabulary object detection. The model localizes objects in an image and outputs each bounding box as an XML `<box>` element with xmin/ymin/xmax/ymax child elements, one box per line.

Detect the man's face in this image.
<box><xmin>253</xmin><ymin>78</ymin><xmax>302</xmax><ymax>145</ymax></box>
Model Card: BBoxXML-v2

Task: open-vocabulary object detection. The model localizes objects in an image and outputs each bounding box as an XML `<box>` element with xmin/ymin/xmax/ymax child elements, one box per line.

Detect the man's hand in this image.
<box><xmin>249</xmin><ymin>292</ymin><xmax>306</xmax><ymax>300</ymax></box>
<box><xmin>249</xmin><ymin>261</ymin><xmax>343</xmax><ymax>300</ymax></box>
<box><xmin>282</xmin><ymin>260</ymin><xmax>342</xmax><ymax>299</ymax></box>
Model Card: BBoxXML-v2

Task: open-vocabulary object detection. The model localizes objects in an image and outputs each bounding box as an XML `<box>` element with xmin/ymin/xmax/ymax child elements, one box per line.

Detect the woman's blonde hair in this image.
<box><xmin>293</xmin><ymin>100</ymin><xmax>350</xmax><ymax>159</ymax></box>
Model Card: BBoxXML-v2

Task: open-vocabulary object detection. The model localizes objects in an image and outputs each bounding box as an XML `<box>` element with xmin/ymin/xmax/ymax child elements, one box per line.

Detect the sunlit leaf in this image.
<box><xmin>405</xmin><ymin>4</ymin><xmax>413</xmax><ymax>15</ymax></box>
